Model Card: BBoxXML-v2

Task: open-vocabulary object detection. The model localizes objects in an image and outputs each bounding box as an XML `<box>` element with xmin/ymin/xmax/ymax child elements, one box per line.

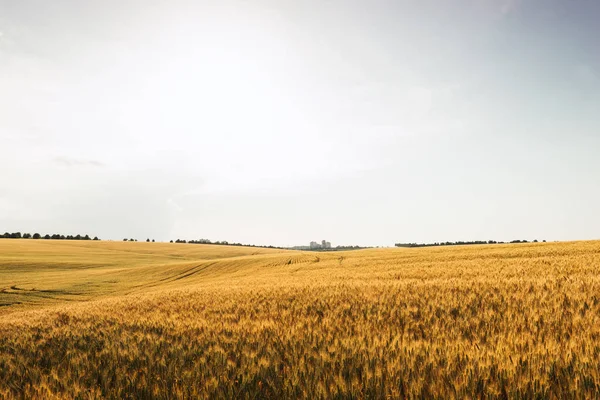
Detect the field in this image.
<box><xmin>1</xmin><ymin>239</ymin><xmax>600</xmax><ymax>398</ymax></box>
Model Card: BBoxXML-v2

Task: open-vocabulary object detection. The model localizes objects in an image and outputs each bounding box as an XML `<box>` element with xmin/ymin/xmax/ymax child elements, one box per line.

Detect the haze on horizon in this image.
<box><xmin>1</xmin><ymin>0</ymin><xmax>599</xmax><ymax>247</ymax></box>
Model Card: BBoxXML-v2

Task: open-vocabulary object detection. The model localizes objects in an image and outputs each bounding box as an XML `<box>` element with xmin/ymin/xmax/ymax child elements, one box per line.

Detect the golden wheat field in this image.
<box><xmin>1</xmin><ymin>239</ymin><xmax>600</xmax><ymax>399</ymax></box>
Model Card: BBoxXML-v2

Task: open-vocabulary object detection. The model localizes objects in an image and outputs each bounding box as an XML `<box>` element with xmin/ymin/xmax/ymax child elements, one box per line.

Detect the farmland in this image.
<box><xmin>1</xmin><ymin>240</ymin><xmax>600</xmax><ymax>398</ymax></box>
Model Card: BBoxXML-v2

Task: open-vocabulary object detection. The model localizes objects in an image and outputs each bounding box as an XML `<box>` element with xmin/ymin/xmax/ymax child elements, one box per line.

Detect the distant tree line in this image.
<box><xmin>167</xmin><ymin>239</ymin><xmax>370</xmax><ymax>251</ymax></box>
<box><xmin>169</xmin><ymin>238</ymin><xmax>283</xmax><ymax>249</ymax></box>
<box><xmin>310</xmin><ymin>245</ymin><xmax>368</xmax><ymax>252</ymax></box>
<box><xmin>1</xmin><ymin>232</ymin><xmax>99</xmax><ymax>240</ymax></box>
<box><xmin>333</xmin><ymin>245</ymin><xmax>367</xmax><ymax>250</ymax></box>
<box><xmin>395</xmin><ymin>239</ymin><xmax>545</xmax><ymax>248</ymax></box>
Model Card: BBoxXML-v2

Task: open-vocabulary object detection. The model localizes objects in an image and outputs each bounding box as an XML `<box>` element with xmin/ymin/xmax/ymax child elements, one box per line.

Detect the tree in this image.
<box><xmin>146</xmin><ymin>238</ymin><xmax>150</xmax><ymax>242</ymax></box>
<box><xmin>33</xmin><ymin>233</ymin><xmax>41</xmax><ymax>239</ymax></box>
<box><xmin>152</xmin><ymin>239</ymin><xmax>155</xmax><ymax>243</ymax></box>
<box><xmin>93</xmin><ymin>237</ymin><xmax>99</xmax><ymax>241</ymax></box>
<box><xmin>22</xmin><ymin>233</ymin><xmax>32</xmax><ymax>239</ymax></box>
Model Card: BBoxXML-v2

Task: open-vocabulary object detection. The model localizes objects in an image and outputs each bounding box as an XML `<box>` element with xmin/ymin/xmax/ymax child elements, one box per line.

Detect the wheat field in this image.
<box><xmin>1</xmin><ymin>239</ymin><xmax>600</xmax><ymax>399</ymax></box>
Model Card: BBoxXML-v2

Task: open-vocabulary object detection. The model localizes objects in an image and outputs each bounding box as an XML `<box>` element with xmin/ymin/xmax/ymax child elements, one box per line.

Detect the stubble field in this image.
<box><xmin>1</xmin><ymin>239</ymin><xmax>600</xmax><ymax>398</ymax></box>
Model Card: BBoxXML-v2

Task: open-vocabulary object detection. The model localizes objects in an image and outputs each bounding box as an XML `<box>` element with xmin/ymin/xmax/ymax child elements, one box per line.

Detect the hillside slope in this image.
<box><xmin>0</xmin><ymin>240</ymin><xmax>292</xmax><ymax>309</ymax></box>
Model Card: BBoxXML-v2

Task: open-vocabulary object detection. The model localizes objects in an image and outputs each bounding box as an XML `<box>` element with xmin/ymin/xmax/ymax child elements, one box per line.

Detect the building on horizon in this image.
<box><xmin>308</xmin><ymin>240</ymin><xmax>332</xmax><ymax>250</ymax></box>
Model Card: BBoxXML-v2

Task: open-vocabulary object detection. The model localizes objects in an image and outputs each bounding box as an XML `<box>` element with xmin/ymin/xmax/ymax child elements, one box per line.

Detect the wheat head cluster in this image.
<box><xmin>1</xmin><ymin>240</ymin><xmax>599</xmax><ymax>399</ymax></box>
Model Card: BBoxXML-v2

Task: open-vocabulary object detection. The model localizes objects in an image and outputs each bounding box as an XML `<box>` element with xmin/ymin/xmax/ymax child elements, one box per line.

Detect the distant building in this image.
<box><xmin>319</xmin><ymin>240</ymin><xmax>331</xmax><ymax>249</ymax></box>
<box><xmin>306</xmin><ymin>240</ymin><xmax>332</xmax><ymax>250</ymax></box>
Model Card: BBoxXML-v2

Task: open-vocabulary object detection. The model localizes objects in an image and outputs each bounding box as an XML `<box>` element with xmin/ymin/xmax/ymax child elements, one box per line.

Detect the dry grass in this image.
<box><xmin>1</xmin><ymin>239</ymin><xmax>600</xmax><ymax>398</ymax></box>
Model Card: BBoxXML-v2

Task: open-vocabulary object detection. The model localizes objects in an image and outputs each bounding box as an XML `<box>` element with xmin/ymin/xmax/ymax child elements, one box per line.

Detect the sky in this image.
<box><xmin>1</xmin><ymin>0</ymin><xmax>599</xmax><ymax>247</ymax></box>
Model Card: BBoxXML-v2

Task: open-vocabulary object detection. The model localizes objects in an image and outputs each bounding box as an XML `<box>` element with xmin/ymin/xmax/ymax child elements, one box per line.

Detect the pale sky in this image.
<box><xmin>1</xmin><ymin>0</ymin><xmax>599</xmax><ymax>246</ymax></box>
